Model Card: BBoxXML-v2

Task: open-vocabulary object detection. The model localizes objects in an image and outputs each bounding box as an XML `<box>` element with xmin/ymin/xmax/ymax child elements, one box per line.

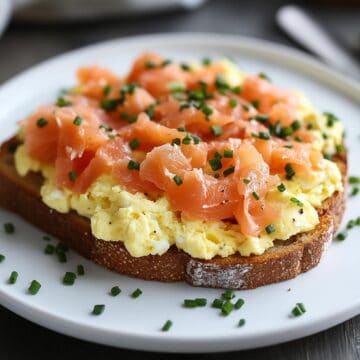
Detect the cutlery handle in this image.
<box><xmin>276</xmin><ymin>5</ymin><xmax>360</xmax><ymax>80</ymax></box>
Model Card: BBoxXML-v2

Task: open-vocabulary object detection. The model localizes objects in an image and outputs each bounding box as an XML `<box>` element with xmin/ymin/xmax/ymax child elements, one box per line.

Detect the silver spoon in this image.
<box><xmin>276</xmin><ymin>5</ymin><xmax>360</xmax><ymax>80</ymax></box>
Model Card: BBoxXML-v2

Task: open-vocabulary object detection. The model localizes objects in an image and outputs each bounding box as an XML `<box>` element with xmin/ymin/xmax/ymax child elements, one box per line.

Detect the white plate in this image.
<box><xmin>0</xmin><ymin>33</ymin><xmax>359</xmax><ymax>353</ymax></box>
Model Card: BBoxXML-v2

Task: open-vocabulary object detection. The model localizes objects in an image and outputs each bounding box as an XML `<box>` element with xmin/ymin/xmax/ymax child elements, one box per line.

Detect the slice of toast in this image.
<box><xmin>0</xmin><ymin>137</ymin><xmax>347</xmax><ymax>289</ymax></box>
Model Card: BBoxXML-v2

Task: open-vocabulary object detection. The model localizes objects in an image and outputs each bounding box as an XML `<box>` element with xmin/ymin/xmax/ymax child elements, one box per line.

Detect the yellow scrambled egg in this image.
<box><xmin>13</xmin><ymin>60</ymin><xmax>344</xmax><ymax>260</ymax></box>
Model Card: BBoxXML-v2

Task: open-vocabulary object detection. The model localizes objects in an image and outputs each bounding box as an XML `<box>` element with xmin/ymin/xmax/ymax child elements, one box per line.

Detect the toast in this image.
<box><xmin>0</xmin><ymin>137</ymin><xmax>347</xmax><ymax>289</ymax></box>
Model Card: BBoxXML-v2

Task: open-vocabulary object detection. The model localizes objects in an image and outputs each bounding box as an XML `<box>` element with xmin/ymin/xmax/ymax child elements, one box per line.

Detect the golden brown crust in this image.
<box><xmin>0</xmin><ymin>138</ymin><xmax>347</xmax><ymax>289</ymax></box>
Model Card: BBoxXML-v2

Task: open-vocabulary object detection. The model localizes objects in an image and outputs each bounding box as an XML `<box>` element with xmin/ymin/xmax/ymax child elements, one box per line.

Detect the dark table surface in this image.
<box><xmin>0</xmin><ymin>1</ymin><xmax>359</xmax><ymax>359</ymax></box>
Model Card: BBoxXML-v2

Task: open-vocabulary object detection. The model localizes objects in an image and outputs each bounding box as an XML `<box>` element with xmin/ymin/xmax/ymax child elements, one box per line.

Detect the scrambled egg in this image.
<box><xmin>15</xmin><ymin>143</ymin><xmax>342</xmax><ymax>260</ymax></box>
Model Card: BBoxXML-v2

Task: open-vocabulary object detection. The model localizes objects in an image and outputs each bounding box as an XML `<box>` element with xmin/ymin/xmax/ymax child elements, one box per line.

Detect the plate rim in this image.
<box><xmin>0</xmin><ymin>32</ymin><xmax>359</xmax><ymax>353</ymax></box>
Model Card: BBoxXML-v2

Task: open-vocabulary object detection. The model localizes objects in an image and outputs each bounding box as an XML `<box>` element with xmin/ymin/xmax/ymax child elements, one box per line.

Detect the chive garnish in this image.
<box><xmin>242</xmin><ymin>104</ymin><xmax>250</xmax><ymax>111</ymax></box>
<box><xmin>57</xmin><ymin>251</ymin><xmax>67</xmax><ymax>263</ymax></box>
<box><xmin>129</xmin><ymin>138</ymin><xmax>140</xmax><ymax>150</ymax></box>
<box><xmin>335</xmin><ymin>144</ymin><xmax>343</xmax><ymax>154</ymax></box>
<box><xmin>346</xmin><ymin>220</ymin><xmax>356</xmax><ymax>230</ymax></box>
<box><xmin>171</xmin><ymin>138</ymin><xmax>181</xmax><ymax>146</ymax></box>
<box><xmin>285</xmin><ymin>163</ymin><xmax>296</xmax><ymax>180</ymax></box>
<box><xmin>161</xmin><ymin>320</ymin><xmax>173</xmax><ymax>332</ymax></box>
<box><xmin>336</xmin><ymin>232</ymin><xmax>347</xmax><ymax>241</ymax></box>
<box><xmin>180</xmin><ymin>63</ymin><xmax>191</xmax><ymax>71</ymax></box>
<box><xmin>212</xmin><ymin>298</ymin><xmax>224</xmax><ymax>309</ymax></box>
<box><xmin>103</xmin><ymin>84</ymin><xmax>112</xmax><ymax>96</ymax></box>
<box><xmin>110</xmin><ymin>286</ymin><xmax>121</xmax><ymax>296</ymax></box>
<box><xmin>254</xmin><ymin>114</ymin><xmax>269</xmax><ymax>123</ymax></box>
<box><xmin>92</xmin><ymin>304</ymin><xmax>105</xmax><ymax>315</ymax></box>
<box><xmin>223</xmin><ymin>149</ymin><xmax>233</xmax><ymax>158</ymax></box>
<box><xmin>349</xmin><ymin>176</ymin><xmax>360</xmax><ymax>184</ymax></box>
<box><xmin>145</xmin><ymin>103</ymin><xmax>157</xmax><ymax>119</ymax></box>
<box><xmin>195</xmin><ymin>298</ymin><xmax>207</xmax><ymax>306</ymax></box>
<box><xmin>44</xmin><ymin>244</ymin><xmax>55</xmax><ymax>255</ymax></box>
<box><xmin>351</xmin><ymin>187</ymin><xmax>359</xmax><ymax>197</ymax></box>
<box><xmin>127</xmin><ymin>160</ymin><xmax>140</xmax><ymax>171</ymax></box>
<box><xmin>223</xmin><ymin>166</ymin><xmax>235</xmax><ymax>177</ymax></box>
<box><xmin>36</xmin><ymin>117</ymin><xmax>48</xmax><ymax>128</ymax></box>
<box><xmin>8</xmin><ymin>271</ymin><xmax>18</xmax><ymax>284</ymax></box>
<box><xmin>277</xmin><ymin>183</ymin><xmax>286</xmax><ymax>192</ymax></box>
<box><xmin>28</xmin><ymin>280</ymin><xmax>41</xmax><ymax>295</ymax></box>
<box><xmin>243</xmin><ymin>178</ymin><xmax>251</xmax><ymax>184</ymax></box>
<box><xmin>173</xmin><ymin>175</ymin><xmax>183</xmax><ymax>186</ymax></box>
<box><xmin>290</xmin><ymin>197</ymin><xmax>304</xmax><ymax>207</ymax></box>
<box><xmin>251</xmin><ymin>99</ymin><xmax>260</xmax><ymax>109</ymax></box>
<box><xmin>177</xmin><ymin>127</ymin><xmax>186</xmax><ymax>132</ymax></box>
<box><xmin>210</xmin><ymin>125</ymin><xmax>223</xmax><ymax>137</ymax></box>
<box><xmin>202</xmin><ymin>57</ymin><xmax>211</xmax><ymax>66</ymax></box>
<box><xmin>128</xmin><ymin>115</ymin><xmax>138</xmax><ymax>124</ymax></box>
<box><xmin>222</xmin><ymin>290</ymin><xmax>235</xmax><ymax>300</ymax></box>
<box><xmin>145</xmin><ymin>60</ymin><xmax>156</xmax><ymax>69</ymax></box>
<box><xmin>258</xmin><ymin>72</ymin><xmax>271</xmax><ymax>81</ymax></box>
<box><xmin>291</xmin><ymin>120</ymin><xmax>301</xmax><ymax>131</ymax></box>
<box><xmin>68</xmin><ymin>171</ymin><xmax>77</xmax><ymax>182</ymax></box>
<box><xmin>228</xmin><ymin>99</ymin><xmax>238</xmax><ymax>108</ymax></box>
<box><xmin>209</xmin><ymin>157</ymin><xmax>222</xmax><ymax>171</ymax></box>
<box><xmin>101</xmin><ymin>98</ymin><xmax>118</xmax><ymax>112</ymax></box>
<box><xmin>0</xmin><ymin>254</ymin><xmax>5</xmax><ymax>263</ymax></box>
<box><xmin>238</xmin><ymin>318</ymin><xmax>246</xmax><ymax>327</ymax></box>
<box><xmin>252</xmin><ymin>191</ymin><xmax>260</xmax><ymax>200</ymax></box>
<box><xmin>131</xmin><ymin>288</ymin><xmax>142</xmax><ymax>298</ymax></box>
<box><xmin>4</xmin><ymin>222</ymin><xmax>15</xmax><ymax>234</ymax></box>
<box><xmin>292</xmin><ymin>303</ymin><xmax>306</xmax><ymax>317</ymax></box>
<box><xmin>183</xmin><ymin>299</ymin><xmax>197</xmax><ymax>308</ymax></box>
<box><xmin>73</xmin><ymin>116</ymin><xmax>83</xmax><ymax>126</ymax></box>
<box><xmin>63</xmin><ymin>272</ymin><xmax>76</xmax><ymax>285</ymax></box>
<box><xmin>56</xmin><ymin>97</ymin><xmax>72</xmax><ymax>107</ymax></box>
<box><xmin>251</xmin><ymin>132</ymin><xmax>270</xmax><ymax>140</ymax></box>
<box><xmin>234</xmin><ymin>298</ymin><xmax>245</xmax><ymax>310</ymax></box>
<box><xmin>182</xmin><ymin>134</ymin><xmax>192</xmax><ymax>145</ymax></box>
<box><xmin>265</xmin><ymin>224</ymin><xmax>276</xmax><ymax>234</ymax></box>
<box><xmin>77</xmin><ymin>265</ymin><xmax>85</xmax><ymax>276</ymax></box>
<box><xmin>221</xmin><ymin>300</ymin><xmax>235</xmax><ymax>316</ymax></box>
<box><xmin>324</xmin><ymin>112</ymin><xmax>339</xmax><ymax>127</ymax></box>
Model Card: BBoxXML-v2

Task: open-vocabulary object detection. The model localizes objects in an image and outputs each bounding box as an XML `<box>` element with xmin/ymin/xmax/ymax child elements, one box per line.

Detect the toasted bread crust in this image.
<box><xmin>0</xmin><ymin>138</ymin><xmax>347</xmax><ymax>289</ymax></box>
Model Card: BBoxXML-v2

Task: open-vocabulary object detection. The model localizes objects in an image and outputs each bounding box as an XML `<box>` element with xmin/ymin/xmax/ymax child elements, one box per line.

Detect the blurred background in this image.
<box><xmin>0</xmin><ymin>0</ymin><xmax>359</xmax><ymax>358</ymax></box>
<box><xmin>0</xmin><ymin>0</ymin><xmax>359</xmax><ymax>84</ymax></box>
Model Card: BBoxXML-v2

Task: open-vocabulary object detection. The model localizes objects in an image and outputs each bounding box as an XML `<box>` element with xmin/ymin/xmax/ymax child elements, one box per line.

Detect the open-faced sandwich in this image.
<box><xmin>0</xmin><ymin>53</ymin><xmax>346</xmax><ymax>289</ymax></box>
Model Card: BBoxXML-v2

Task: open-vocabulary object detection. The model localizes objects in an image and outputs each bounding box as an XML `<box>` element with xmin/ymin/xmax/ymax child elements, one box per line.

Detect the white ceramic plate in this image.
<box><xmin>0</xmin><ymin>33</ymin><xmax>359</xmax><ymax>353</ymax></box>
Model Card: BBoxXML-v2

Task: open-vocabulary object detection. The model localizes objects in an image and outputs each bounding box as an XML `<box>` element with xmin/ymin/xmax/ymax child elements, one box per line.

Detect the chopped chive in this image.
<box><xmin>294</xmin><ymin>136</ymin><xmax>302</xmax><ymax>142</ymax></box>
<box><xmin>214</xmin><ymin>173</ymin><xmax>220</xmax><ymax>178</ymax></box>
<box><xmin>144</xmin><ymin>60</ymin><xmax>157</xmax><ymax>69</ymax></box>
<box><xmin>212</xmin><ymin>298</ymin><xmax>224</xmax><ymax>309</ymax></box>
<box><xmin>36</xmin><ymin>117</ymin><xmax>48</xmax><ymax>128</ymax></box>
<box><xmin>57</xmin><ymin>251</ymin><xmax>67</xmax><ymax>263</ymax></box>
<box><xmin>238</xmin><ymin>318</ymin><xmax>246</xmax><ymax>327</ymax></box>
<box><xmin>228</xmin><ymin>98</ymin><xmax>238</xmax><ymax>108</ymax></box>
<box><xmin>195</xmin><ymin>298</ymin><xmax>207</xmax><ymax>307</ymax></box>
<box><xmin>4</xmin><ymin>222</ymin><xmax>15</xmax><ymax>234</ymax></box>
<box><xmin>324</xmin><ymin>153</ymin><xmax>332</xmax><ymax>160</ymax></box>
<box><xmin>277</xmin><ymin>183</ymin><xmax>286</xmax><ymax>192</ymax></box>
<box><xmin>242</xmin><ymin>104</ymin><xmax>250</xmax><ymax>111</ymax></box>
<box><xmin>251</xmin><ymin>99</ymin><xmax>260</xmax><ymax>109</ymax></box>
<box><xmin>223</xmin><ymin>166</ymin><xmax>235</xmax><ymax>177</ymax></box>
<box><xmin>77</xmin><ymin>265</ymin><xmax>85</xmax><ymax>276</ymax></box>
<box><xmin>56</xmin><ymin>97</ymin><xmax>72</xmax><ymax>107</ymax></box>
<box><xmin>222</xmin><ymin>290</ymin><xmax>235</xmax><ymax>300</ymax></box>
<box><xmin>285</xmin><ymin>163</ymin><xmax>296</xmax><ymax>180</ymax></box>
<box><xmin>8</xmin><ymin>271</ymin><xmax>18</xmax><ymax>284</ymax></box>
<box><xmin>0</xmin><ymin>254</ymin><xmax>5</xmax><ymax>263</ymax></box>
<box><xmin>356</xmin><ymin>217</ymin><xmax>360</xmax><ymax>226</ymax></box>
<box><xmin>243</xmin><ymin>178</ymin><xmax>251</xmax><ymax>184</ymax></box>
<box><xmin>173</xmin><ymin>175</ymin><xmax>183</xmax><ymax>186</ymax></box>
<box><xmin>235</xmin><ymin>298</ymin><xmax>245</xmax><ymax>310</ymax></box>
<box><xmin>131</xmin><ymin>288</ymin><xmax>142</xmax><ymax>298</ymax></box>
<box><xmin>351</xmin><ymin>187</ymin><xmax>359</xmax><ymax>197</ymax></box>
<box><xmin>110</xmin><ymin>286</ymin><xmax>121</xmax><ymax>296</ymax></box>
<box><xmin>168</xmin><ymin>81</ymin><xmax>185</xmax><ymax>93</ymax></box>
<box><xmin>68</xmin><ymin>171</ymin><xmax>77</xmax><ymax>182</ymax></box>
<box><xmin>182</xmin><ymin>134</ymin><xmax>192</xmax><ymax>145</ymax></box>
<box><xmin>349</xmin><ymin>176</ymin><xmax>360</xmax><ymax>184</ymax></box>
<box><xmin>63</xmin><ymin>272</ymin><xmax>76</xmax><ymax>285</ymax></box>
<box><xmin>336</xmin><ymin>232</ymin><xmax>347</xmax><ymax>241</ymax></box>
<box><xmin>252</xmin><ymin>191</ymin><xmax>260</xmax><ymax>200</ymax></box>
<box><xmin>265</xmin><ymin>224</ymin><xmax>276</xmax><ymax>234</ymax></box>
<box><xmin>346</xmin><ymin>220</ymin><xmax>356</xmax><ymax>229</ymax></box>
<box><xmin>183</xmin><ymin>299</ymin><xmax>197</xmax><ymax>308</ymax></box>
<box><xmin>232</xmin><ymin>85</ymin><xmax>241</xmax><ymax>94</ymax></box>
<box><xmin>171</xmin><ymin>138</ymin><xmax>181</xmax><ymax>146</ymax></box>
<box><xmin>252</xmin><ymin>131</ymin><xmax>270</xmax><ymax>140</ymax></box>
<box><xmin>103</xmin><ymin>84</ymin><xmax>112</xmax><ymax>96</ymax></box>
<box><xmin>324</xmin><ymin>112</ymin><xmax>339</xmax><ymax>127</ymax></box>
<box><xmin>258</xmin><ymin>72</ymin><xmax>271</xmax><ymax>82</ymax></box>
<box><xmin>209</xmin><ymin>158</ymin><xmax>222</xmax><ymax>171</ymax></box>
<box><xmin>335</xmin><ymin>144</ymin><xmax>343</xmax><ymax>154</ymax></box>
<box><xmin>292</xmin><ymin>302</ymin><xmax>306</xmax><ymax>317</ymax></box>
<box><xmin>202</xmin><ymin>57</ymin><xmax>211</xmax><ymax>66</ymax></box>
<box><xmin>128</xmin><ymin>115</ymin><xmax>138</xmax><ymax>124</ymax></box>
<box><xmin>255</xmin><ymin>114</ymin><xmax>269</xmax><ymax>123</ymax></box>
<box><xmin>180</xmin><ymin>63</ymin><xmax>191</xmax><ymax>71</ymax></box>
<box><xmin>291</xmin><ymin>120</ymin><xmax>301</xmax><ymax>131</ymax></box>
<box><xmin>306</xmin><ymin>123</ymin><xmax>313</xmax><ymax>130</ymax></box>
<box><xmin>322</xmin><ymin>133</ymin><xmax>328</xmax><ymax>140</ymax></box>
<box><xmin>221</xmin><ymin>300</ymin><xmax>235</xmax><ymax>316</ymax></box>
<box><xmin>28</xmin><ymin>280</ymin><xmax>41</xmax><ymax>295</ymax></box>
<box><xmin>92</xmin><ymin>304</ymin><xmax>105</xmax><ymax>315</ymax></box>
<box><xmin>210</xmin><ymin>125</ymin><xmax>223</xmax><ymax>137</ymax></box>
<box><xmin>73</xmin><ymin>116</ymin><xmax>83</xmax><ymax>126</ymax></box>
<box><xmin>290</xmin><ymin>197</ymin><xmax>304</xmax><ymax>207</ymax></box>
<box><xmin>162</xmin><ymin>320</ymin><xmax>173</xmax><ymax>332</ymax></box>
<box><xmin>119</xmin><ymin>111</ymin><xmax>129</xmax><ymax>120</ymax></box>
<box><xmin>44</xmin><ymin>244</ymin><xmax>55</xmax><ymax>254</ymax></box>
<box><xmin>129</xmin><ymin>138</ymin><xmax>140</xmax><ymax>150</ymax></box>
<box><xmin>127</xmin><ymin>160</ymin><xmax>140</xmax><ymax>171</ymax></box>
<box><xmin>177</xmin><ymin>127</ymin><xmax>186</xmax><ymax>132</ymax></box>
<box><xmin>101</xmin><ymin>98</ymin><xmax>118</xmax><ymax>112</ymax></box>
<box><xmin>223</xmin><ymin>149</ymin><xmax>233</xmax><ymax>158</ymax></box>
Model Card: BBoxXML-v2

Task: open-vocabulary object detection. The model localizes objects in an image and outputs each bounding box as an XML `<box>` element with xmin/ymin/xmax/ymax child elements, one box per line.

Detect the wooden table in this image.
<box><xmin>0</xmin><ymin>0</ymin><xmax>359</xmax><ymax>358</ymax></box>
